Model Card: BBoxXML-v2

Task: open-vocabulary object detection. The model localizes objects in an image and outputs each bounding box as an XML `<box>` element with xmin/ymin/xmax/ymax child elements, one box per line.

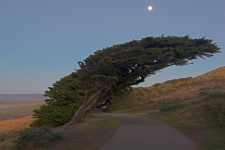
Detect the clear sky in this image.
<box><xmin>0</xmin><ymin>0</ymin><xmax>224</xmax><ymax>94</ymax></box>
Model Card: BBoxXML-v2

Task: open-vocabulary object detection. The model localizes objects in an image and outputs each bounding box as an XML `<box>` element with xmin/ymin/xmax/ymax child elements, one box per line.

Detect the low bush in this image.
<box><xmin>191</xmin><ymin>92</ymin><xmax>225</xmax><ymax>105</ymax></box>
<box><xmin>158</xmin><ymin>98</ymin><xmax>186</xmax><ymax>111</ymax></box>
<box><xmin>192</xmin><ymin>92</ymin><xmax>225</xmax><ymax>125</ymax></box>
<box><xmin>31</xmin><ymin>100</ymin><xmax>79</xmax><ymax>127</ymax></box>
<box><xmin>15</xmin><ymin>126</ymin><xmax>63</xmax><ymax>149</ymax></box>
<box><xmin>31</xmin><ymin>74</ymin><xmax>86</xmax><ymax>127</ymax></box>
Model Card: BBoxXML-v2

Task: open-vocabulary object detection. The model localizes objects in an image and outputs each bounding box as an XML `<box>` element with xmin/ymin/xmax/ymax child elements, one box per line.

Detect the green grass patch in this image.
<box><xmin>92</xmin><ymin>117</ymin><xmax>120</xmax><ymax>129</ymax></box>
<box><xmin>158</xmin><ymin>98</ymin><xmax>187</xmax><ymax>111</ymax></box>
<box><xmin>202</xmin><ymin>129</ymin><xmax>225</xmax><ymax>150</ymax></box>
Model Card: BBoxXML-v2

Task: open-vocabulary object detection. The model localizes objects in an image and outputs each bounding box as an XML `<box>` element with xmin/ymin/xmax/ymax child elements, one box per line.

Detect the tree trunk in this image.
<box><xmin>65</xmin><ymin>90</ymin><xmax>104</xmax><ymax>126</ymax></box>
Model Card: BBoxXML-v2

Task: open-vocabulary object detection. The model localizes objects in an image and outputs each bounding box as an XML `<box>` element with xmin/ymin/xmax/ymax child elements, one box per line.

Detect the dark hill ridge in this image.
<box><xmin>0</xmin><ymin>94</ymin><xmax>45</xmax><ymax>100</ymax></box>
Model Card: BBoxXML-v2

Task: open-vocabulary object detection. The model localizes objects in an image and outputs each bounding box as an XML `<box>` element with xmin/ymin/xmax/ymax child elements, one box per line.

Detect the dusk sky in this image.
<box><xmin>0</xmin><ymin>1</ymin><xmax>224</xmax><ymax>94</ymax></box>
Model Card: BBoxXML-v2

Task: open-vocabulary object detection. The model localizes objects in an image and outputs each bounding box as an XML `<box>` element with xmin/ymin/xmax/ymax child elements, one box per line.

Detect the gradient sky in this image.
<box><xmin>0</xmin><ymin>0</ymin><xmax>224</xmax><ymax>94</ymax></box>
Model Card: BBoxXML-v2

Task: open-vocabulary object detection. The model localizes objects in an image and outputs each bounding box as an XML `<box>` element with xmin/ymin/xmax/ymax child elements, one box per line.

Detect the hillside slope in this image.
<box><xmin>108</xmin><ymin>66</ymin><xmax>225</xmax><ymax>111</ymax></box>
<box><xmin>196</xmin><ymin>66</ymin><xmax>225</xmax><ymax>79</ymax></box>
<box><xmin>142</xmin><ymin>66</ymin><xmax>225</xmax><ymax>100</ymax></box>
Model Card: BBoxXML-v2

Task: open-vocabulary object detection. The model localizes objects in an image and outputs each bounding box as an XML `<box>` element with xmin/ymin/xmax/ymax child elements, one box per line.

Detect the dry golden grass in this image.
<box><xmin>0</xmin><ymin>116</ymin><xmax>34</xmax><ymax>148</ymax></box>
<box><xmin>140</xmin><ymin>66</ymin><xmax>225</xmax><ymax>100</ymax></box>
<box><xmin>0</xmin><ymin>100</ymin><xmax>43</xmax><ymax>149</ymax></box>
<box><xmin>196</xmin><ymin>66</ymin><xmax>225</xmax><ymax>79</ymax></box>
<box><xmin>0</xmin><ymin>116</ymin><xmax>33</xmax><ymax>134</ymax></box>
<box><xmin>108</xmin><ymin>66</ymin><xmax>225</xmax><ymax>111</ymax></box>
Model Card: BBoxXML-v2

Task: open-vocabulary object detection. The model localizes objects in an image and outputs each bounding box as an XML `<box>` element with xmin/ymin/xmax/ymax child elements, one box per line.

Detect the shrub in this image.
<box><xmin>31</xmin><ymin>74</ymin><xmax>86</xmax><ymax>127</ymax></box>
<box><xmin>192</xmin><ymin>91</ymin><xmax>225</xmax><ymax>105</ymax></box>
<box><xmin>158</xmin><ymin>98</ymin><xmax>186</xmax><ymax>111</ymax></box>
<box><xmin>148</xmin><ymin>99</ymin><xmax>155</xmax><ymax>104</ymax></box>
<box><xmin>192</xmin><ymin>92</ymin><xmax>225</xmax><ymax>125</ymax></box>
<box><xmin>31</xmin><ymin>100</ymin><xmax>79</xmax><ymax>127</ymax></box>
<box><xmin>15</xmin><ymin>126</ymin><xmax>63</xmax><ymax>149</ymax></box>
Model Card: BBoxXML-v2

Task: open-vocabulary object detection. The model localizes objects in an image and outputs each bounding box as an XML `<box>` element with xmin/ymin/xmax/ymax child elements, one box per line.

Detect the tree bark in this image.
<box><xmin>65</xmin><ymin>90</ymin><xmax>105</xmax><ymax>126</ymax></box>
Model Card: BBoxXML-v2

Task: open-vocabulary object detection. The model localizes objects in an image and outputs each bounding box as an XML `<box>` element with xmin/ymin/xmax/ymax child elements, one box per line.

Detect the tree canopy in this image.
<box><xmin>77</xmin><ymin>35</ymin><xmax>220</xmax><ymax>93</ymax></box>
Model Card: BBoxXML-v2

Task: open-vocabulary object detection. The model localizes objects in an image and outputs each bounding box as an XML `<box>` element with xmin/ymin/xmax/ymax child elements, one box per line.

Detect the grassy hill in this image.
<box><xmin>107</xmin><ymin>66</ymin><xmax>225</xmax><ymax>111</ymax></box>
<box><xmin>138</xmin><ymin>66</ymin><xmax>225</xmax><ymax>100</ymax></box>
<box><xmin>107</xmin><ymin>66</ymin><xmax>225</xmax><ymax>150</ymax></box>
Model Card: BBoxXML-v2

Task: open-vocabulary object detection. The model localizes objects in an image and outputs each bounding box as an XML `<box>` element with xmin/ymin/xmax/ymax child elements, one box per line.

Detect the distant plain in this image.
<box><xmin>0</xmin><ymin>99</ymin><xmax>44</xmax><ymax>120</ymax></box>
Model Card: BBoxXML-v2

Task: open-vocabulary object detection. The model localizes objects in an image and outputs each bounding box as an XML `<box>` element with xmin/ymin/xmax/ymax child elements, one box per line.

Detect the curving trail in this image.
<box><xmin>100</xmin><ymin>113</ymin><xmax>198</xmax><ymax>150</ymax></box>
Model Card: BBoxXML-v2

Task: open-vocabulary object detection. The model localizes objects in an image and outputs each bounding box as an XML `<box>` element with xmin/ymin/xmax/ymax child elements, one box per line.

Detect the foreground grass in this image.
<box><xmin>0</xmin><ymin>116</ymin><xmax>34</xmax><ymax>149</ymax></box>
<box><xmin>0</xmin><ymin>102</ymin><xmax>43</xmax><ymax>149</ymax></box>
<box><xmin>14</xmin><ymin>126</ymin><xmax>63</xmax><ymax>150</ymax></box>
<box><xmin>1</xmin><ymin>113</ymin><xmax>120</xmax><ymax>150</ymax></box>
<box><xmin>147</xmin><ymin>111</ymin><xmax>225</xmax><ymax>150</ymax></box>
<box><xmin>44</xmin><ymin>113</ymin><xmax>120</xmax><ymax>150</ymax></box>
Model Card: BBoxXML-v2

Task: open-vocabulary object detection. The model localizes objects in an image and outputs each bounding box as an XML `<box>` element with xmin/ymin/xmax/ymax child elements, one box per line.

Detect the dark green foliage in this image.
<box><xmin>191</xmin><ymin>92</ymin><xmax>225</xmax><ymax>105</ymax></box>
<box><xmin>158</xmin><ymin>98</ymin><xmax>186</xmax><ymax>111</ymax></box>
<box><xmin>77</xmin><ymin>35</ymin><xmax>220</xmax><ymax>93</ymax></box>
<box><xmin>31</xmin><ymin>100</ymin><xmax>79</xmax><ymax>127</ymax></box>
<box><xmin>31</xmin><ymin>74</ymin><xmax>85</xmax><ymax>127</ymax></box>
<box><xmin>15</xmin><ymin>126</ymin><xmax>63</xmax><ymax>149</ymax></box>
<box><xmin>44</xmin><ymin>73</ymin><xmax>85</xmax><ymax>102</ymax></box>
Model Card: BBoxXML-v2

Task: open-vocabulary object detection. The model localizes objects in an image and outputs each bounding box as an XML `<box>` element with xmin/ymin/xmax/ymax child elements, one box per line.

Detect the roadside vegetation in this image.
<box><xmin>13</xmin><ymin>114</ymin><xmax>119</xmax><ymax>150</ymax></box>
<box><xmin>0</xmin><ymin>106</ymin><xmax>120</xmax><ymax>150</ymax></box>
<box><xmin>47</xmin><ymin>114</ymin><xmax>120</xmax><ymax>150</ymax></box>
<box><xmin>14</xmin><ymin>126</ymin><xmax>63</xmax><ymax>150</ymax></box>
<box><xmin>149</xmin><ymin>92</ymin><xmax>225</xmax><ymax>150</ymax></box>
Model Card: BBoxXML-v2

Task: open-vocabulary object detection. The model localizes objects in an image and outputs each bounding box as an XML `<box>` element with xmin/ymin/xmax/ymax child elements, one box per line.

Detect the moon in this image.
<box><xmin>148</xmin><ymin>5</ymin><xmax>153</xmax><ymax>11</ymax></box>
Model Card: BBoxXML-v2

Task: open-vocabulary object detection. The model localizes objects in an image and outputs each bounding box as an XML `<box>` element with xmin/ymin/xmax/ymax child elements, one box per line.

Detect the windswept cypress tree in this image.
<box><xmin>66</xmin><ymin>35</ymin><xmax>220</xmax><ymax>125</ymax></box>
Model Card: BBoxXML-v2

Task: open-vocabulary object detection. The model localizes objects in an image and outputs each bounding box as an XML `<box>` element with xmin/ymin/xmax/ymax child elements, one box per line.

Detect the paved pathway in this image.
<box><xmin>100</xmin><ymin>113</ymin><xmax>198</xmax><ymax>150</ymax></box>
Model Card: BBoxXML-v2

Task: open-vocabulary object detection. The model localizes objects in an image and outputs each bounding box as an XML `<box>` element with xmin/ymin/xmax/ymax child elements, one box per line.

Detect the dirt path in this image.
<box><xmin>100</xmin><ymin>113</ymin><xmax>199</xmax><ymax>150</ymax></box>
